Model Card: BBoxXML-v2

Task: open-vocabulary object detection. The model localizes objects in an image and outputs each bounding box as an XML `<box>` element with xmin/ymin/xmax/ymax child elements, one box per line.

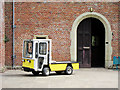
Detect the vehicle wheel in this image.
<box><xmin>55</xmin><ymin>71</ymin><xmax>63</xmax><ymax>74</ymax></box>
<box><xmin>42</xmin><ymin>67</ymin><xmax>50</xmax><ymax>76</ymax></box>
<box><xmin>65</xmin><ymin>66</ymin><xmax>73</xmax><ymax>75</ymax></box>
<box><xmin>32</xmin><ymin>71</ymin><xmax>40</xmax><ymax>76</ymax></box>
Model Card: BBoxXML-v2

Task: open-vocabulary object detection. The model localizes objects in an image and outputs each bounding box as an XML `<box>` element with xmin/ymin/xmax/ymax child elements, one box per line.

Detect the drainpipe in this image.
<box><xmin>12</xmin><ymin>0</ymin><xmax>15</xmax><ymax>68</ymax></box>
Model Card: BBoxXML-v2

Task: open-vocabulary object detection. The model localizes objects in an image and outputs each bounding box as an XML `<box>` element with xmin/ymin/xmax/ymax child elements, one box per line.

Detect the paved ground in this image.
<box><xmin>1</xmin><ymin>68</ymin><xmax>118</xmax><ymax>88</ymax></box>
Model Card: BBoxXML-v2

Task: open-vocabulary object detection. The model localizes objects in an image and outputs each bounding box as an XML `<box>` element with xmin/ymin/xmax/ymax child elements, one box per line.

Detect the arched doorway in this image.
<box><xmin>77</xmin><ymin>18</ymin><xmax>105</xmax><ymax>67</ymax></box>
<box><xmin>70</xmin><ymin>12</ymin><xmax>112</xmax><ymax>68</ymax></box>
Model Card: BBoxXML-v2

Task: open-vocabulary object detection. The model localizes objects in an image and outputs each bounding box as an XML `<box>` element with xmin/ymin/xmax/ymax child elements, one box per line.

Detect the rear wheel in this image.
<box><xmin>42</xmin><ymin>67</ymin><xmax>50</xmax><ymax>76</ymax></box>
<box><xmin>65</xmin><ymin>66</ymin><xmax>73</xmax><ymax>75</ymax></box>
<box><xmin>32</xmin><ymin>71</ymin><xmax>40</xmax><ymax>76</ymax></box>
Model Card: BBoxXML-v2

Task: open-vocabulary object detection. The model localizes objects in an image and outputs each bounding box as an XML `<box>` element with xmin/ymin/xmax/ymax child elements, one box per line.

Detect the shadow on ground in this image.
<box><xmin>2</xmin><ymin>72</ymin><xmax>73</xmax><ymax>77</ymax></box>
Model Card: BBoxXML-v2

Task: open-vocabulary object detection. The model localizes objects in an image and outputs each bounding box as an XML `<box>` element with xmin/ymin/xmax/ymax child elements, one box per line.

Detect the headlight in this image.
<box><xmin>27</xmin><ymin>60</ymin><xmax>31</xmax><ymax>63</ymax></box>
<box><xmin>22</xmin><ymin>60</ymin><xmax>25</xmax><ymax>62</ymax></box>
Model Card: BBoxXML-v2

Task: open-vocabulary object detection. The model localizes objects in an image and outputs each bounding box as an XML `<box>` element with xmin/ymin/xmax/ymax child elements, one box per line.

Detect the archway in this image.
<box><xmin>70</xmin><ymin>12</ymin><xmax>112</xmax><ymax>68</ymax></box>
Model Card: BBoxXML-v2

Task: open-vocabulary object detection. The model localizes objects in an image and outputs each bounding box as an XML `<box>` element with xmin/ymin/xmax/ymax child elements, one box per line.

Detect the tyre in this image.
<box><xmin>42</xmin><ymin>67</ymin><xmax>50</xmax><ymax>76</ymax></box>
<box><xmin>32</xmin><ymin>71</ymin><xmax>40</xmax><ymax>76</ymax></box>
<box><xmin>65</xmin><ymin>66</ymin><xmax>73</xmax><ymax>75</ymax></box>
<box><xmin>55</xmin><ymin>71</ymin><xmax>63</xmax><ymax>74</ymax></box>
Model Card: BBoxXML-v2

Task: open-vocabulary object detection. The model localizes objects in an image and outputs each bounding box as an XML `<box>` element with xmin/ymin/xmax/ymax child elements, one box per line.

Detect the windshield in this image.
<box><xmin>23</xmin><ymin>41</ymin><xmax>33</xmax><ymax>58</ymax></box>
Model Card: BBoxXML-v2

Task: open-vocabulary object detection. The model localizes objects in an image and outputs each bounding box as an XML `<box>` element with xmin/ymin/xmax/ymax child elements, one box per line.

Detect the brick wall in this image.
<box><xmin>118</xmin><ymin>1</ymin><xmax>120</xmax><ymax>56</ymax></box>
<box><xmin>0</xmin><ymin>1</ymin><xmax>5</xmax><ymax>71</ymax></box>
<box><xmin>5</xmin><ymin>2</ymin><xmax>13</xmax><ymax>66</ymax></box>
<box><xmin>5</xmin><ymin>2</ymin><xmax>119</xmax><ymax>66</ymax></box>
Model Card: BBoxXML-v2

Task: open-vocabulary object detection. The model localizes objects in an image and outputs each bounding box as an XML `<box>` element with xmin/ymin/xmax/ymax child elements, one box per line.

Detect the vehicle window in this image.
<box><xmin>23</xmin><ymin>41</ymin><xmax>33</xmax><ymax>58</ymax></box>
<box><xmin>39</xmin><ymin>42</ymin><xmax>47</xmax><ymax>55</ymax></box>
<box><xmin>27</xmin><ymin>42</ymin><xmax>32</xmax><ymax>54</ymax></box>
<box><xmin>35</xmin><ymin>43</ymin><xmax>38</xmax><ymax>58</ymax></box>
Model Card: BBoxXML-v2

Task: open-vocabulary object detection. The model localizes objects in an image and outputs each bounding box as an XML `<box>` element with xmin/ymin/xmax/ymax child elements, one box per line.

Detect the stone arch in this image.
<box><xmin>70</xmin><ymin>12</ymin><xmax>112</xmax><ymax>68</ymax></box>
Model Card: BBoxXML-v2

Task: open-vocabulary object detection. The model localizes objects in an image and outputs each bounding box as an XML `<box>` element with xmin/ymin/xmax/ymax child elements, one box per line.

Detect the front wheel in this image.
<box><xmin>42</xmin><ymin>67</ymin><xmax>50</xmax><ymax>76</ymax></box>
<box><xmin>65</xmin><ymin>66</ymin><xmax>73</xmax><ymax>75</ymax></box>
<box><xmin>32</xmin><ymin>71</ymin><xmax>40</xmax><ymax>76</ymax></box>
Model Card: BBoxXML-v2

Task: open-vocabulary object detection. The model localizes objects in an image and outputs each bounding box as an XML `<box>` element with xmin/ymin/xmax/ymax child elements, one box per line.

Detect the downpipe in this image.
<box><xmin>12</xmin><ymin>0</ymin><xmax>16</xmax><ymax>68</ymax></box>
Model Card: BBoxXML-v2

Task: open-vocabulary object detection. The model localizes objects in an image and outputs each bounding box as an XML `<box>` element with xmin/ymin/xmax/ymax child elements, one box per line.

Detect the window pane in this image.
<box><xmin>23</xmin><ymin>41</ymin><xmax>33</xmax><ymax>58</ymax></box>
<box><xmin>35</xmin><ymin>43</ymin><xmax>38</xmax><ymax>58</ymax></box>
<box><xmin>39</xmin><ymin>42</ymin><xmax>47</xmax><ymax>55</ymax></box>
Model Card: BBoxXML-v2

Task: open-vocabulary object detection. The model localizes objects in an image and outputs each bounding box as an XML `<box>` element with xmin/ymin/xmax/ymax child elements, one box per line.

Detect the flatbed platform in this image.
<box><xmin>51</xmin><ymin>61</ymin><xmax>78</xmax><ymax>64</ymax></box>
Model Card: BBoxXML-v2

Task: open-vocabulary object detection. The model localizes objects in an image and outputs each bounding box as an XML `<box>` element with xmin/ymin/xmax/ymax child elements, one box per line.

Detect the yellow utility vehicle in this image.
<box><xmin>22</xmin><ymin>39</ymin><xmax>79</xmax><ymax>76</ymax></box>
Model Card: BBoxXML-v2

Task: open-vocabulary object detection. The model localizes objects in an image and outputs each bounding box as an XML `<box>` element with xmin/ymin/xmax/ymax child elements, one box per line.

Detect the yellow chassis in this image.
<box><xmin>22</xmin><ymin>59</ymin><xmax>79</xmax><ymax>71</ymax></box>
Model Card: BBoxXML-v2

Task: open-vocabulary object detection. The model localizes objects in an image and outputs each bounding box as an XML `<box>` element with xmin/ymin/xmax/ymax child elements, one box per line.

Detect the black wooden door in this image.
<box><xmin>77</xmin><ymin>18</ymin><xmax>91</xmax><ymax>67</ymax></box>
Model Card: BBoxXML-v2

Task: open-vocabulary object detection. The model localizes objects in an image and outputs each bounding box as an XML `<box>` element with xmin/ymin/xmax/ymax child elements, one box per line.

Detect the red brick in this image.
<box><xmin>5</xmin><ymin>2</ymin><xmax>119</xmax><ymax>66</ymax></box>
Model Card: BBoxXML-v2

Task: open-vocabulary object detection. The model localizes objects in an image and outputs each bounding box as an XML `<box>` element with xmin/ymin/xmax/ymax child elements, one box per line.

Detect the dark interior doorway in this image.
<box><xmin>77</xmin><ymin>18</ymin><xmax>105</xmax><ymax>67</ymax></box>
<box><xmin>91</xmin><ymin>18</ymin><xmax>105</xmax><ymax>67</ymax></box>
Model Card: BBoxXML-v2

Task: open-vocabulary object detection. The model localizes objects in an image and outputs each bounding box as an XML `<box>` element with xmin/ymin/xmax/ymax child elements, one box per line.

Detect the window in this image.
<box><xmin>39</xmin><ymin>42</ymin><xmax>47</xmax><ymax>55</ymax></box>
<box><xmin>23</xmin><ymin>41</ymin><xmax>33</xmax><ymax>58</ymax></box>
<box><xmin>35</xmin><ymin>43</ymin><xmax>38</xmax><ymax>58</ymax></box>
<box><xmin>92</xmin><ymin>36</ymin><xmax>95</xmax><ymax>46</ymax></box>
<box><xmin>92</xmin><ymin>36</ymin><xmax>99</xmax><ymax>47</ymax></box>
